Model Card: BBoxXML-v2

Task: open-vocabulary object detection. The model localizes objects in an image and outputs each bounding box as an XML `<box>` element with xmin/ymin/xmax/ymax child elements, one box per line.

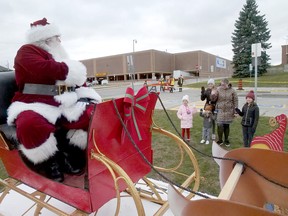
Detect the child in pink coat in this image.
<box><xmin>177</xmin><ymin>95</ymin><xmax>197</xmax><ymax>142</ymax></box>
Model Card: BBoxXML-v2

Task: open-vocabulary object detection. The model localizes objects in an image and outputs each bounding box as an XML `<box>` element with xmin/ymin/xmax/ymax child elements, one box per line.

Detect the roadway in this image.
<box><xmin>93</xmin><ymin>82</ymin><xmax>288</xmax><ymax>117</ymax></box>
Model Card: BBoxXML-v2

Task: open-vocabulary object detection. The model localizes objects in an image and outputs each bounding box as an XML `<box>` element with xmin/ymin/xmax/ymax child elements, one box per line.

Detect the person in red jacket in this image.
<box><xmin>7</xmin><ymin>18</ymin><xmax>102</xmax><ymax>182</ymax></box>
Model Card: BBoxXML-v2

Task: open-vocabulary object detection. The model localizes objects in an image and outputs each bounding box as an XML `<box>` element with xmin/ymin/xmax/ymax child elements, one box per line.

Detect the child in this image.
<box><xmin>200</xmin><ymin>105</ymin><xmax>216</xmax><ymax>145</ymax></box>
<box><xmin>177</xmin><ymin>95</ymin><xmax>197</xmax><ymax>142</ymax></box>
<box><xmin>235</xmin><ymin>90</ymin><xmax>259</xmax><ymax>147</ymax></box>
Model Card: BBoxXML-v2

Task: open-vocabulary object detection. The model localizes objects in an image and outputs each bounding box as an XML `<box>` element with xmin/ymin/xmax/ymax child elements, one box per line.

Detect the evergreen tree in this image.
<box><xmin>231</xmin><ymin>0</ymin><xmax>271</xmax><ymax>77</ymax></box>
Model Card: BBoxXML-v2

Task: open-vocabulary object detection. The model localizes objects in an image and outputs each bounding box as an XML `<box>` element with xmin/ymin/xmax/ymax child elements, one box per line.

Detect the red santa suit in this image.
<box><xmin>7</xmin><ymin>18</ymin><xmax>101</xmax><ymax>167</ymax></box>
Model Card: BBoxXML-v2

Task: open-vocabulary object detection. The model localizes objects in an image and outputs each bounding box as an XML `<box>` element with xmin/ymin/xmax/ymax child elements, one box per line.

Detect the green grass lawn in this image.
<box><xmin>149</xmin><ymin>109</ymin><xmax>288</xmax><ymax>196</ymax></box>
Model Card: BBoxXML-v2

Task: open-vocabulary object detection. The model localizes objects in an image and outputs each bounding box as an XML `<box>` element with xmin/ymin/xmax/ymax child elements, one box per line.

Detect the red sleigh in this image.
<box><xmin>0</xmin><ymin>71</ymin><xmax>200</xmax><ymax>215</ymax></box>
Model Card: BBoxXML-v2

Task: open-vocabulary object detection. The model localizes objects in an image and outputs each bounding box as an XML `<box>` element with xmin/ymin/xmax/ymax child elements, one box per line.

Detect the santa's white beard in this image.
<box><xmin>48</xmin><ymin>41</ymin><xmax>69</xmax><ymax>61</ymax></box>
<box><xmin>34</xmin><ymin>40</ymin><xmax>69</xmax><ymax>62</ymax></box>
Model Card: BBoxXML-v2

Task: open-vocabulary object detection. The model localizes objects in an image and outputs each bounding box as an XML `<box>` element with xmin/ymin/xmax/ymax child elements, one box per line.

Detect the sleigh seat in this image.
<box><xmin>0</xmin><ymin>71</ymin><xmax>18</xmax><ymax>150</ymax></box>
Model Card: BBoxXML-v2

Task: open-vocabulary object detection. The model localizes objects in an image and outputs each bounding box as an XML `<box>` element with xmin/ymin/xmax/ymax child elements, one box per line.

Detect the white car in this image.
<box><xmin>101</xmin><ymin>79</ymin><xmax>108</xmax><ymax>85</ymax></box>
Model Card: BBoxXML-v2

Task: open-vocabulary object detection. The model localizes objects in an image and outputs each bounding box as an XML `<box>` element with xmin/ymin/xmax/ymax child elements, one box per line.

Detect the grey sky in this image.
<box><xmin>0</xmin><ymin>0</ymin><xmax>287</xmax><ymax>69</ymax></box>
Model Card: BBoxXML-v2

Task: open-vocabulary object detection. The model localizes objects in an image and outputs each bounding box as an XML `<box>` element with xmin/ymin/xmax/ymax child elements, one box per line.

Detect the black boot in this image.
<box><xmin>19</xmin><ymin>151</ymin><xmax>64</xmax><ymax>182</ymax></box>
<box><xmin>217</xmin><ymin>124</ymin><xmax>224</xmax><ymax>145</ymax></box>
<box><xmin>56</xmin><ymin>146</ymin><xmax>86</xmax><ymax>175</ymax></box>
<box><xmin>55</xmin><ymin>129</ymin><xmax>86</xmax><ymax>175</ymax></box>
<box><xmin>44</xmin><ymin>155</ymin><xmax>64</xmax><ymax>182</ymax></box>
<box><xmin>223</xmin><ymin>124</ymin><xmax>230</xmax><ymax>146</ymax></box>
<box><xmin>55</xmin><ymin>128</ymin><xmax>86</xmax><ymax>175</ymax></box>
<box><xmin>62</xmin><ymin>151</ymin><xmax>84</xmax><ymax>175</ymax></box>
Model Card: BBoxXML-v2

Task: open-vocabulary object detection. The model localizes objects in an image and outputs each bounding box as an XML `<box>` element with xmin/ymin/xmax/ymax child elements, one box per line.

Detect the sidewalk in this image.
<box><xmin>235</xmin><ymin>87</ymin><xmax>288</xmax><ymax>97</ymax></box>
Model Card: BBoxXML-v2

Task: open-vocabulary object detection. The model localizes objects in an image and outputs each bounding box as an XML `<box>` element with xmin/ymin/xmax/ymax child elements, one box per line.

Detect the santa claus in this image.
<box><xmin>7</xmin><ymin>18</ymin><xmax>102</xmax><ymax>182</ymax></box>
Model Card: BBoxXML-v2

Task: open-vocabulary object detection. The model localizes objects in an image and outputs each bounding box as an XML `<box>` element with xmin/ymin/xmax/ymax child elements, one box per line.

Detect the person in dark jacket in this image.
<box><xmin>177</xmin><ymin>75</ymin><xmax>184</xmax><ymax>92</ymax></box>
<box><xmin>235</xmin><ymin>90</ymin><xmax>259</xmax><ymax>147</ymax></box>
<box><xmin>201</xmin><ymin>79</ymin><xmax>217</xmax><ymax>139</ymax></box>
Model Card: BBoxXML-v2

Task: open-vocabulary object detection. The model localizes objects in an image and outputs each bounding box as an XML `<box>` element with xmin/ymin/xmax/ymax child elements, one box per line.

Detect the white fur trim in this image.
<box><xmin>61</xmin><ymin>103</ymin><xmax>86</xmax><ymax>122</ymax></box>
<box><xmin>26</xmin><ymin>23</ymin><xmax>60</xmax><ymax>43</ymax></box>
<box><xmin>54</xmin><ymin>92</ymin><xmax>78</xmax><ymax>107</ymax></box>
<box><xmin>62</xmin><ymin>60</ymin><xmax>87</xmax><ymax>86</ymax></box>
<box><xmin>7</xmin><ymin>102</ymin><xmax>61</xmax><ymax>125</ymax></box>
<box><xmin>19</xmin><ymin>133</ymin><xmax>58</xmax><ymax>164</ymax></box>
<box><xmin>76</xmin><ymin>87</ymin><xmax>102</xmax><ymax>103</ymax></box>
<box><xmin>67</xmin><ymin>129</ymin><xmax>87</xmax><ymax>150</ymax></box>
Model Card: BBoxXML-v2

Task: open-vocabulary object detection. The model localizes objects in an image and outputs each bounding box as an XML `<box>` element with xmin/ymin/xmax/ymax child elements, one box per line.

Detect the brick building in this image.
<box><xmin>281</xmin><ymin>44</ymin><xmax>288</xmax><ymax>65</ymax></box>
<box><xmin>80</xmin><ymin>49</ymin><xmax>233</xmax><ymax>82</ymax></box>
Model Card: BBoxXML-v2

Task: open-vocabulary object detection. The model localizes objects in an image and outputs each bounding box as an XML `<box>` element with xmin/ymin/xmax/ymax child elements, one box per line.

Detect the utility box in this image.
<box><xmin>173</xmin><ymin>70</ymin><xmax>190</xmax><ymax>78</ymax></box>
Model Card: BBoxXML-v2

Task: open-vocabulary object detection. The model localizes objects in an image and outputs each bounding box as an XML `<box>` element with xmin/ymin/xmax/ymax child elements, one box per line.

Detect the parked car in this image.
<box><xmin>101</xmin><ymin>79</ymin><xmax>108</xmax><ymax>85</ymax></box>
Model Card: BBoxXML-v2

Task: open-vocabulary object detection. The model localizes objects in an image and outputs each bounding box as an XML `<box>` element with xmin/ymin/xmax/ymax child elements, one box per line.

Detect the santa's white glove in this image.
<box><xmin>63</xmin><ymin>60</ymin><xmax>87</xmax><ymax>86</ymax></box>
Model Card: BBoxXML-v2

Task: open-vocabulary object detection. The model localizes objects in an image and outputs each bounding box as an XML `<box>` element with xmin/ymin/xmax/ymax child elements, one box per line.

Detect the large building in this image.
<box><xmin>281</xmin><ymin>44</ymin><xmax>288</xmax><ymax>72</ymax></box>
<box><xmin>80</xmin><ymin>49</ymin><xmax>233</xmax><ymax>82</ymax></box>
<box><xmin>281</xmin><ymin>44</ymin><xmax>288</xmax><ymax>65</ymax></box>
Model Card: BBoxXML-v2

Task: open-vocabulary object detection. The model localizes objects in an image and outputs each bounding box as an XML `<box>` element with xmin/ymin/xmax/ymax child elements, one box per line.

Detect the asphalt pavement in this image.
<box><xmin>157</xmin><ymin>86</ymin><xmax>288</xmax><ymax>117</ymax></box>
<box><xmin>93</xmin><ymin>80</ymin><xmax>288</xmax><ymax>117</ymax></box>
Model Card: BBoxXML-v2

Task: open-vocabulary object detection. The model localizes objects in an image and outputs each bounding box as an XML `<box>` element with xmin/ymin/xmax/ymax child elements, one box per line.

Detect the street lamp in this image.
<box><xmin>133</xmin><ymin>39</ymin><xmax>137</xmax><ymax>52</ymax></box>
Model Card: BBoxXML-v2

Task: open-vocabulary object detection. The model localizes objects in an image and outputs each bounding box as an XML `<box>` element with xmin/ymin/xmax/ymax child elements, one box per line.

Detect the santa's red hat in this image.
<box><xmin>26</xmin><ymin>18</ymin><xmax>60</xmax><ymax>43</ymax></box>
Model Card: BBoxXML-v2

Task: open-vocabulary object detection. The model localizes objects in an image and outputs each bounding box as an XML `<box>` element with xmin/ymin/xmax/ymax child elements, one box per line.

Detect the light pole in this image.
<box><xmin>133</xmin><ymin>39</ymin><xmax>137</xmax><ymax>52</ymax></box>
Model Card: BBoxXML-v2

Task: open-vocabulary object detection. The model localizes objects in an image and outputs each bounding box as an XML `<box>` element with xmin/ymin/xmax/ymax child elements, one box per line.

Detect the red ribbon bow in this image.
<box><xmin>121</xmin><ymin>86</ymin><xmax>150</xmax><ymax>144</ymax></box>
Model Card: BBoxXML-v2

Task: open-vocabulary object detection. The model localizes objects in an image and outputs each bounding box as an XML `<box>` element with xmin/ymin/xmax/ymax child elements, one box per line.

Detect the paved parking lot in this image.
<box><xmin>157</xmin><ymin>87</ymin><xmax>288</xmax><ymax>117</ymax></box>
<box><xmin>94</xmin><ymin>81</ymin><xmax>288</xmax><ymax>117</ymax></box>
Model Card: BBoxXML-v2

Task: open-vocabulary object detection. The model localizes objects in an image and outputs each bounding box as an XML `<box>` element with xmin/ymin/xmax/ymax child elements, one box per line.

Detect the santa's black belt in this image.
<box><xmin>23</xmin><ymin>83</ymin><xmax>76</xmax><ymax>96</ymax></box>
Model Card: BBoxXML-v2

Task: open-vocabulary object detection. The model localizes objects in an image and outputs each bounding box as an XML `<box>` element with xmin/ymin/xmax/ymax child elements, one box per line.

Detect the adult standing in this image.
<box><xmin>200</xmin><ymin>78</ymin><xmax>217</xmax><ymax>139</ymax></box>
<box><xmin>211</xmin><ymin>78</ymin><xmax>238</xmax><ymax>147</ymax></box>
<box><xmin>7</xmin><ymin>18</ymin><xmax>102</xmax><ymax>182</ymax></box>
<box><xmin>169</xmin><ymin>76</ymin><xmax>175</xmax><ymax>93</ymax></box>
<box><xmin>177</xmin><ymin>75</ymin><xmax>184</xmax><ymax>92</ymax></box>
<box><xmin>159</xmin><ymin>77</ymin><xmax>165</xmax><ymax>92</ymax></box>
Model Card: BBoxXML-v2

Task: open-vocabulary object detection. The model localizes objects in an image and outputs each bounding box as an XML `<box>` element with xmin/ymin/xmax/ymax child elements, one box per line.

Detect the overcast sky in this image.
<box><xmin>1</xmin><ymin>0</ymin><xmax>287</xmax><ymax>69</ymax></box>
